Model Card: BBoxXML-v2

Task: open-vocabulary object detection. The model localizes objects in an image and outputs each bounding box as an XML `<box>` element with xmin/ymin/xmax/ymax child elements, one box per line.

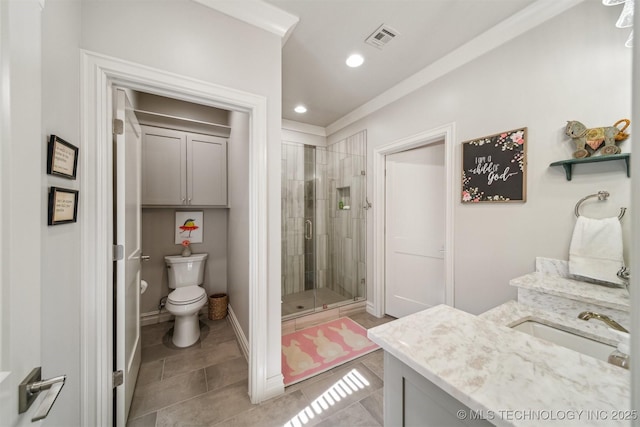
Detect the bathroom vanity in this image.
<box><xmin>368</xmin><ymin>263</ymin><xmax>632</xmax><ymax>426</ymax></box>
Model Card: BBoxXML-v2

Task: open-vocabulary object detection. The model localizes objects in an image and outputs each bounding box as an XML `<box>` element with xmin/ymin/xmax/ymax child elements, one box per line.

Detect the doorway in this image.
<box><xmin>80</xmin><ymin>51</ymin><xmax>276</xmax><ymax>425</ymax></box>
<box><xmin>372</xmin><ymin>124</ymin><xmax>456</xmax><ymax>318</ymax></box>
<box><xmin>385</xmin><ymin>143</ymin><xmax>445</xmax><ymax>318</ymax></box>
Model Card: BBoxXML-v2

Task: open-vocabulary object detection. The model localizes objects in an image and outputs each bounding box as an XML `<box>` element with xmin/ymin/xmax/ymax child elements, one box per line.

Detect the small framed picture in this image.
<box><xmin>48</xmin><ymin>187</ymin><xmax>79</xmax><ymax>225</ymax></box>
<box><xmin>175</xmin><ymin>211</ymin><xmax>204</xmax><ymax>244</ymax></box>
<box><xmin>47</xmin><ymin>135</ymin><xmax>78</xmax><ymax>179</ymax></box>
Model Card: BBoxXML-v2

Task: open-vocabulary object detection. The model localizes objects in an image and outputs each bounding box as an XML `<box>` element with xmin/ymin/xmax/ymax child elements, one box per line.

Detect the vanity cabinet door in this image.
<box><xmin>187</xmin><ymin>134</ymin><xmax>227</xmax><ymax>206</ymax></box>
<box><xmin>141</xmin><ymin>126</ymin><xmax>186</xmax><ymax>206</ymax></box>
<box><xmin>385</xmin><ymin>353</ymin><xmax>492</xmax><ymax>427</ymax></box>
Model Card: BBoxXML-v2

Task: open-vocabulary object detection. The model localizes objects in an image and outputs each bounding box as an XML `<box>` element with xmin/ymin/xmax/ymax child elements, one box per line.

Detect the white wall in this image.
<box><xmin>41</xmin><ymin>1</ymin><xmax>81</xmax><ymax>425</ymax></box>
<box><xmin>328</xmin><ymin>1</ymin><xmax>632</xmax><ymax>315</ymax></box>
<box><xmin>37</xmin><ymin>0</ymin><xmax>283</xmax><ymax>420</ymax></box>
<box><xmin>227</xmin><ymin>111</ymin><xmax>251</xmax><ymax>335</ymax></box>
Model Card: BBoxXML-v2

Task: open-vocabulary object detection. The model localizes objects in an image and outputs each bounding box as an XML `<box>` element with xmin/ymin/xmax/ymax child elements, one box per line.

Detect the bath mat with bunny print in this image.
<box><xmin>282</xmin><ymin>317</ymin><xmax>379</xmax><ymax>386</ymax></box>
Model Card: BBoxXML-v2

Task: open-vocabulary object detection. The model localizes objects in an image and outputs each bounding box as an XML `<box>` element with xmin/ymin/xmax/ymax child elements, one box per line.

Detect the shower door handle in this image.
<box><xmin>304</xmin><ymin>220</ymin><xmax>313</xmax><ymax>240</ymax></box>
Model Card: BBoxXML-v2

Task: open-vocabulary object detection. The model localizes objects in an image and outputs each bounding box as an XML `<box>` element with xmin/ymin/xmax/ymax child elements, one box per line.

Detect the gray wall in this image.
<box><xmin>141</xmin><ymin>209</ymin><xmax>228</xmax><ymax>314</ymax></box>
<box><xmin>328</xmin><ymin>1</ymin><xmax>632</xmax><ymax>315</ymax></box>
<box><xmin>136</xmin><ymin>92</ymin><xmax>230</xmax><ymax>127</ymax></box>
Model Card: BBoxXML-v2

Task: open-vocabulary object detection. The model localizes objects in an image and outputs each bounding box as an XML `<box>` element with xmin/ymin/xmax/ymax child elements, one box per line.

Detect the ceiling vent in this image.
<box><xmin>365</xmin><ymin>24</ymin><xmax>399</xmax><ymax>49</ymax></box>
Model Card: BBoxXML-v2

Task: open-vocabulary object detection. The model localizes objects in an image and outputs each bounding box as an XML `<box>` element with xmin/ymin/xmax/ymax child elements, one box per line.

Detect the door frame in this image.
<box><xmin>371</xmin><ymin>123</ymin><xmax>456</xmax><ymax>317</ymax></box>
<box><xmin>79</xmin><ymin>50</ymin><xmax>271</xmax><ymax>425</ymax></box>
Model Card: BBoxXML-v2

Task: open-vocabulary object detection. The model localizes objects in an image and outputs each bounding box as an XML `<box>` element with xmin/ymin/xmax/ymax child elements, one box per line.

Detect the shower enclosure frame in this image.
<box><xmin>282</xmin><ymin>133</ymin><xmax>368</xmax><ymax>320</ymax></box>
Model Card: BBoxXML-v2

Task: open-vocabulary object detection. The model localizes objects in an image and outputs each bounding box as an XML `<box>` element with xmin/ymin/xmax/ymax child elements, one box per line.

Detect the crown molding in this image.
<box><xmin>282</xmin><ymin>119</ymin><xmax>327</xmax><ymax>137</ymax></box>
<box><xmin>326</xmin><ymin>0</ymin><xmax>584</xmax><ymax>136</ymax></box>
<box><xmin>192</xmin><ymin>0</ymin><xmax>299</xmax><ymax>46</ymax></box>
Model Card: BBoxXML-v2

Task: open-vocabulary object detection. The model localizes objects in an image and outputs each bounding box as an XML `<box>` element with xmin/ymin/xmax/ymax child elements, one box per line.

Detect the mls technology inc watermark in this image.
<box><xmin>456</xmin><ymin>409</ymin><xmax>638</xmax><ymax>423</ymax></box>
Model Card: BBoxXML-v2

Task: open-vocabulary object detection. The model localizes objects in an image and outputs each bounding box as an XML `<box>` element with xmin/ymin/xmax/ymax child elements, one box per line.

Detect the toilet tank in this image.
<box><xmin>164</xmin><ymin>253</ymin><xmax>208</xmax><ymax>288</ymax></box>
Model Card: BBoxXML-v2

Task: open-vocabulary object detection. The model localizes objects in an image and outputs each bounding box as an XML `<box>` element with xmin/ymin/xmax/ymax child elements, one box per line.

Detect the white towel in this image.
<box><xmin>569</xmin><ymin>216</ymin><xmax>624</xmax><ymax>285</ymax></box>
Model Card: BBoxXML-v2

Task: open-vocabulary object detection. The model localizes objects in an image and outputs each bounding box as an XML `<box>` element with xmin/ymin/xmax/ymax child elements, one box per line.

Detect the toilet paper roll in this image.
<box><xmin>140</xmin><ymin>280</ymin><xmax>148</xmax><ymax>294</ymax></box>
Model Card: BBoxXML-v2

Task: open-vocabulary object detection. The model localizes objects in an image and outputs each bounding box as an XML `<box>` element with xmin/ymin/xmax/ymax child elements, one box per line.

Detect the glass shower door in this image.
<box><xmin>281</xmin><ymin>143</ymin><xmax>316</xmax><ymax>318</ymax></box>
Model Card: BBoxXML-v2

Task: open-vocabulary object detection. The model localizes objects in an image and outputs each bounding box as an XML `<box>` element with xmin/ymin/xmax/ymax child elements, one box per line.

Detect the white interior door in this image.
<box><xmin>114</xmin><ymin>88</ymin><xmax>142</xmax><ymax>425</ymax></box>
<box><xmin>385</xmin><ymin>142</ymin><xmax>445</xmax><ymax>318</ymax></box>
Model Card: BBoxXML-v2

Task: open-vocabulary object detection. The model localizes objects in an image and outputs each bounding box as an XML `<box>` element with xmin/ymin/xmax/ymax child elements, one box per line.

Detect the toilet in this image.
<box><xmin>164</xmin><ymin>253</ymin><xmax>208</xmax><ymax>347</ymax></box>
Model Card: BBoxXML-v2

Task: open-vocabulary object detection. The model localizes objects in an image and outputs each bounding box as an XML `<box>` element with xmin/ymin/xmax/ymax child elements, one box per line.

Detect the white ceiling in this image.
<box><xmin>266</xmin><ymin>0</ymin><xmax>538</xmax><ymax>129</ymax></box>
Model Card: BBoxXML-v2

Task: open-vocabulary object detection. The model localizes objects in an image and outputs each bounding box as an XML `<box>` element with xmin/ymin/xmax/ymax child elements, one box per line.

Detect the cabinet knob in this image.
<box><xmin>188</xmin><ymin>198</ymin><xmax>192</xmax><ymax>205</ymax></box>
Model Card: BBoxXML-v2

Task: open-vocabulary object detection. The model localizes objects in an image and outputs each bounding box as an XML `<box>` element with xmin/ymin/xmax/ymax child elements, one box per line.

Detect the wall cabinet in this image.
<box><xmin>141</xmin><ymin>125</ymin><xmax>227</xmax><ymax>207</ymax></box>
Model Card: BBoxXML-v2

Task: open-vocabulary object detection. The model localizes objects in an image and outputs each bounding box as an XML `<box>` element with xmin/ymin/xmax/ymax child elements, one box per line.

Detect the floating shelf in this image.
<box><xmin>134</xmin><ymin>109</ymin><xmax>231</xmax><ymax>137</ymax></box>
<box><xmin>549</xmin><ymin>153</ymin><xmax>630</xmax><ymax>181</ymax></box>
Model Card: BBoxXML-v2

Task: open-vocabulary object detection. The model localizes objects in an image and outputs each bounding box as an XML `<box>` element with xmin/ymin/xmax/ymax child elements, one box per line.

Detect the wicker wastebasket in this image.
<box><xmin>208</xmin><ymin>293</ymin><xmax>228</xmax><ymax>320</ymax></box>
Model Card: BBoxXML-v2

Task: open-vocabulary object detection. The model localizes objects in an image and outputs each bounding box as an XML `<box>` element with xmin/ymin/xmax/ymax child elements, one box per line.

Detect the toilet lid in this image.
<box><xmin>168</xmin><ymin>286</ymin><xmax>206</xmax><ymax>305</ymax></box>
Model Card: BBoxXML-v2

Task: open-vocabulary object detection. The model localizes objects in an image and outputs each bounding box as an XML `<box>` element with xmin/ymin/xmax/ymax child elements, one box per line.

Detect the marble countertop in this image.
<box><xmin>368</xmin><ymin>304</ymin><xmax>631</xmax><ymax>426</ymax></box>
<box><xmin>510</xmin><ymin>272</ymin><xmax>630</xmax><ymax>312</ymax></box>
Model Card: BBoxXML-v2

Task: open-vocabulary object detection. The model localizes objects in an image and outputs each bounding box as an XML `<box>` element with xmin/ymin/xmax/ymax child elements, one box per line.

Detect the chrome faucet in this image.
<box><xmin>578</xmin><ymin>311</ymin><xmax>629</xmax><ymax>333</ymax></box>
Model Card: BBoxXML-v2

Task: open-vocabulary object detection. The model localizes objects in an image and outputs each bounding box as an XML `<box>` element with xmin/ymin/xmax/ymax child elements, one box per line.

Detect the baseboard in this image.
<box><xmin>366</xmin><ymin>301</ymin><xmax>379</xmax><ymax>317</ymax></box>
<box><xmin>263</xmin><ymin>374</ymin><xmax>285</xmax><ymax>402</ymax></box>
<box><xmin>140</xmin><ymin>306</ymin><xmax>207</xmax><ymax>327</ymax></box>
<box><xmin>227</xmin><ymin>304</ymin><xmax>249</xmax><ymax>361</ymax></box>
<box><xmin>140</xmin><ymin>310</ymin><xmax>174</xmax><ymax>326</ymax></box>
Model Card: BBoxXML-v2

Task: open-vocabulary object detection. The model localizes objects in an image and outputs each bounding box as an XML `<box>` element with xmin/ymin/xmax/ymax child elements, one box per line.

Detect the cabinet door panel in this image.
<box><xmin>141</xmin><ymin>126</ymin><xmax>186</xmax><ymax>205</ymax></box>
<box><xmin>188</xmin><ymin>134</ymin><xmax>227</xmax><ymax>206</ymax></box>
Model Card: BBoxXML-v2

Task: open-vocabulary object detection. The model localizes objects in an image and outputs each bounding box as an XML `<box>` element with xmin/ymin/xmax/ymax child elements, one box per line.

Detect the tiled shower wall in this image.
<box><xmin>281</xmin><ymin>130</ymin><xmax>367</xmax><ymax>304</ymax></box>
<box><xmin>325</xmin><ymin>131</ymin><xmax>367</xmax><ymax>299</ymax></box>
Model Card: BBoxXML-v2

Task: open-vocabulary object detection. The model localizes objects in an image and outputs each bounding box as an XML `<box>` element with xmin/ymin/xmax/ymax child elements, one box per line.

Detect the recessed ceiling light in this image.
<box><xmin>294</xmin><ymin>105</ymin><xmax>307</xmax><ymax>114</ymax></box>
<box><xmin>346</xmin><ymin>54</ymin><xmax>364</xmax><ymax>68</ymax></box>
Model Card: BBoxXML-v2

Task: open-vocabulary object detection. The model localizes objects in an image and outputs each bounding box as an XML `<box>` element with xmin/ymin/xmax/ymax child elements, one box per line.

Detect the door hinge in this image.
<box><xmin>113</xmin><ymin>244</ymin><xmax>124</xmax><ymax>261</ymax></box>
<box><xmin>113</xmin><ymin>119</ymin><xmax>124</xmax><ymax>135</ymax></box>
<box><xmin>112</xmin><ymin>370</ymin><xmax>123</xmax><ymax>388</ymax></box>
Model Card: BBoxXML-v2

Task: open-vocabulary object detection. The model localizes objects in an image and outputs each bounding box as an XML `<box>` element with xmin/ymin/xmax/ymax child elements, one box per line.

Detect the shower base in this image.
<box><xmin>281</xmin><ymin>287</ymin><xmax>362</xmax><ymax>319</ymax></box>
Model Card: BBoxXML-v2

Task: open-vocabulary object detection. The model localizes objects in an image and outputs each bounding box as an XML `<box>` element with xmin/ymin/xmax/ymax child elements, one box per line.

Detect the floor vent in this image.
<box><xmin>365</xmin><ymin>24</ymin><xmax>399</xmax><ymax>49</ymax></box>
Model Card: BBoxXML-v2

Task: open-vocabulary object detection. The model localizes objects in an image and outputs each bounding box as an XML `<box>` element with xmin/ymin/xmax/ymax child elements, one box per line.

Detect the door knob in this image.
<box><xmin>19</xmin><ymin>367</ymin><xmax>66</xmax><ymax>421</ymax></box>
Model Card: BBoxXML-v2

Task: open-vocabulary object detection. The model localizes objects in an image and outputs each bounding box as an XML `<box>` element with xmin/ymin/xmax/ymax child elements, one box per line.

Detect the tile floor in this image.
<box><xmin>127</xmin><ymin>311</ymin><xmax>395</xmax><ymax>427</ymax></box>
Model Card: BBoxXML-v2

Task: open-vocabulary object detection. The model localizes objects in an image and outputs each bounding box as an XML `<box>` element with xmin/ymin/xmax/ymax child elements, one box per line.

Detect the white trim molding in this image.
<box><xmin>371</xmin><ymin>123</ymin><xmax>456</xmax><ymax>317</ymax></box>
<box><xmin>80</xmin><ymin>50</ymin><xmax>273</xmax><ymax>425</ymax></box>
<box><xmin>227</xmin><ymin>305</ymin><xmax>249</xmax><ymax>361</ymax></box>
<box><xmin>282</xmin><ymin>119</ymin><xmax>327</xmax><ymax>137</ymax></box>
<box><xmin>193</xmin><ymin>0</ymin><xmax>299</xmax><ymax>45</ymax></box>
<box><xmin>326</xmin><ymin>0</ymin><xmax>584</xmax><ymax>136</ymax></box>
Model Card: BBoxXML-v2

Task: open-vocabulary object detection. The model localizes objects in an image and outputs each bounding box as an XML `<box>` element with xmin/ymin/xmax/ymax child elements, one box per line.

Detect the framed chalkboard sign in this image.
<box><xmin>461</xmin><ymin>128</ymin><xmax>527</xmax><ymax>203</ymax></box>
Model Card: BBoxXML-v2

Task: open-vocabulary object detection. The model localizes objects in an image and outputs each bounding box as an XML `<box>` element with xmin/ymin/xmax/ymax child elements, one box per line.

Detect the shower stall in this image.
<box><xmin>281</xmin><ymin>131</ymin><xmax>367</xmax><ymax>319</ymax></box>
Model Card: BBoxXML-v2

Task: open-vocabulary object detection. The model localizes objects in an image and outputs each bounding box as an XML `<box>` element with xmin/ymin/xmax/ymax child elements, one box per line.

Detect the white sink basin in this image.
<box><xmin>511</xmin><ymin>320</ymin><xmax>615</xmax><ymax>362</ymax></box>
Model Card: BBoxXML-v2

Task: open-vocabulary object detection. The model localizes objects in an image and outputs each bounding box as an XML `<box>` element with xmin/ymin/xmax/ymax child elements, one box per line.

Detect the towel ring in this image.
<box><xmin>574</xmin><ymin>191</ymin><xmax>626</xmax><ymax>220</ymax></box>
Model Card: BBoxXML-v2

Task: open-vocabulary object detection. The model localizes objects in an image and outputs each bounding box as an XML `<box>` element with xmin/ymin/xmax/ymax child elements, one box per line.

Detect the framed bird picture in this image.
<box><xmin>175</xmin><ymin>211</ymin><xmax>203</xmax><ymax>244</ymax></box>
